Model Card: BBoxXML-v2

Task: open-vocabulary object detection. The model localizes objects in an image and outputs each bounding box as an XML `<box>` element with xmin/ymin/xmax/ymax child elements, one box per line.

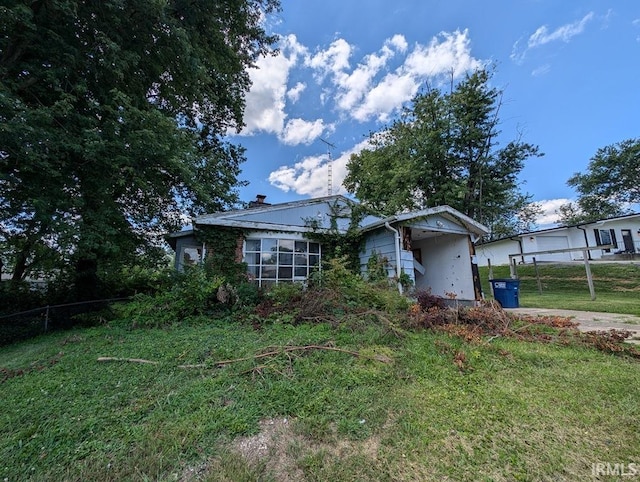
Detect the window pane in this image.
<box><xmin>600</xmin><ymin>230</ymin><xmax>612</xmax><ymax>245</ymax></box>
<box><xmin>279</xmin><ymin>253</ymin><xmax>293</xmax><ymax>265</ymax></box>
<box><xmin>309</xmin><ymin>255</ymin><xmax>320</xmax><ymax>266</ymax></box>
<box><xmin>262</xmin><ymin>238</ymin><xmax>277</xmax><ymax>252</ymax></box>
<box><xmin>262</xmin><ymin>252</ymin><xmax>276</xmax><ymax>265</ymax></box>
<box><xmin>309</xmin><ymin>242</ymin><xmax>320</xmax><ymax>254</ymax></box>
<box><xmin>262</xmin><ymin>265</ymin><xmax>276</xmax><ymax>279</ymax></box>
<box><xmin>294</xmin><ymin>266</ymin><xmax>307</xmax><ymax>277</ymax></box>
<box><xmin>182</xmin><ymin>247</ymin><xmax>201</xmax><ymax>265</ymax></box>
<box><xmin>245</xmin><ymin>239</ymin><xmax>261</xmax><ymax>251</ymax></box>
<box><xmin>295</xmin><ymin>241</ymin><xmax>307</xmax><ymax>253</ymax></box>
<box><xmin>278</xmin><ymin>267</ymin><xmax>292</xmax><ymax>279</ymax></box>
<box><xmin>279</xmin><ymin>239</ymin><xmax>294</xmax><ymax>252</ymax></box>
<box><xmin>247</xmin><ymin>265</ymin><xmax>259</xmax><ymax>278</ymax></box>
<box><xmin>295</xmin><ymin>254</ymin><xmax>307</xmax><ymax>266</ymax></box>
<box><xmin>245</xmin><ymin>252</ymin><xmax>261</xmax><ymax>265</ymax></box>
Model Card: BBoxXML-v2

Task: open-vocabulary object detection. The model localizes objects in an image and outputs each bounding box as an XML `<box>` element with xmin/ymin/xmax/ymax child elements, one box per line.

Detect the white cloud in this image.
<box><xmin>528</xmin><ymin>12</ymin><xmax>594</xmax><ymax>48</ymax></box>
<box><xmin>535</xmin><ymin>198</ymin><xmax>573</xmax><ymax>226</ymax></box>
<box><xmin>352</xmin><ymin>72</ymin><xmax>419</xmax><ymax>122</ymax></box>
<box><xmin>281</xmin><ymin>118</ymin><xmax>326</xmax><ymax>145</ymax></box>
<box><xmin>511</xmin><ymin>12</ymin><xmax>594</xmax><ymax>64</ymax></box>
<box><xmin>333</xmin><ymin>35</ymin><xmax>406</xmax><ymax>113</ymax></box>
<box><xmin>403</xmin><ymin>29</ymin><xmax>481</xmax><ymax>79</ymax></box>
<box><xmin>307</xmin><ymin>38</ymin><xmax>353</xmax><ymax>80</ymax></box>
<box><xmin>337</xmin><ymin>29</ymin><xmax>481</xmax><ymax>122</ymax></box>
<box><xmin>287</xmin><ymin>82</ymin><xmax>306</xmax><ymax>103</ymax></box>
<box><xmin>531</xmin><ymin>64</ymin><xmax>551</xmax><ymax>77</ymax></box>
<box><xmin>237</xmin><ymin>34</ymin><xmax>308</xmax><ymax>136</ymax></box>
<box><xmin>268</xmin><ymin>139</ymin><xmax>371</xmax><ymax>197</ymax></box>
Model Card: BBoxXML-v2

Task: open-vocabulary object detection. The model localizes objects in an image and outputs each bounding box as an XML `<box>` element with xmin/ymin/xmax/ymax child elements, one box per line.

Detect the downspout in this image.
<box><xmin>509</xmin><ymin>236</ymin><xmax>525</xmax><ymax>264</ymax></box>
<box><xmin>576</xmin><ymin>224</ymin><xmax>591</xmax><ymax>260</ymax></box>
<box><xmin>385</xmin><ymin>222</ymin><xmax>404</xmax><ymax>294</ymax></box>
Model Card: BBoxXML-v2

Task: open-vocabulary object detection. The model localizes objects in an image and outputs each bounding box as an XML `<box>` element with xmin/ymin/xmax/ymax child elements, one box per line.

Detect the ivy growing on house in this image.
<box><xmin>303</xmin><ymin>200</ymin><xmax>369</xmax><ymax>273</ymax></box>
<box><xmin>195</xmin><ymin>226</ymin><xmax>248</xmax><ymax>283</ymax></box>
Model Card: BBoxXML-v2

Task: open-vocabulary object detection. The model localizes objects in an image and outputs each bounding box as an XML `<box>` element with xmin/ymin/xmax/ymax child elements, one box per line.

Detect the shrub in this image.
<box><xmin>116</xmin><ymin>266</ymin><xmax>227</xmax><ymax>328</ymax></box>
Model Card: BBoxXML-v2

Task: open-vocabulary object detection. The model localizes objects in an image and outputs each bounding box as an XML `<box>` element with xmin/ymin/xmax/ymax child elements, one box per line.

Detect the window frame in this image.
<box><xmin>244</xmin><ymin>235</ymin><xmax>321</xmax><ymax>287</ymax></box>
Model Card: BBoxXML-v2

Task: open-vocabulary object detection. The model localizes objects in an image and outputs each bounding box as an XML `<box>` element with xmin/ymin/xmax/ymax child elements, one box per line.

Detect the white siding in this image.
<box><xmin>413</xmin><ymin>234</ymin><xmax>476</xmax><ymax>302</ymax></box>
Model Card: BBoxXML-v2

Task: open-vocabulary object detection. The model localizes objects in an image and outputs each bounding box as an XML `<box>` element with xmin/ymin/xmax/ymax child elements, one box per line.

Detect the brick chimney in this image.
<box><xmin>248</xmin><ymin>194</ymin><xmax>270</xmax><ymax>208</ymax></box>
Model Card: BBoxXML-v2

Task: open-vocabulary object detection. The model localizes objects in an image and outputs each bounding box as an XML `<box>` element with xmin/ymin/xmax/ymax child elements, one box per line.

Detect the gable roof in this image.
<box><xmin>361</xmin><ymin>205</ymin><xmax>489</xmax><ymax>237</ymax></box>
<box><xmin>191</xmin><ymin>196</ymin><xmax>488</xmax><ymax>238</ymax></box>
<box><xmin>194</xmin><ymin>195</ymin><xmax>360</xmax><ymax>234</ymax></box>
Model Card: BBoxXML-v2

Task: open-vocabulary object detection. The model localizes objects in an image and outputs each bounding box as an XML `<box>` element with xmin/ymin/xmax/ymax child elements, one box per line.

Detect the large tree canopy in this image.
<box><xmin>557</xmin><ymin>138</ymin><xmax>639</xmax><ymax>225</ymax></box>
<box><xmin>344</xmin><ymin>69</ymin><xmax>542</xmax><ymax>239</ymax></box>
<box><xmin>0</xmin><ymin>0</ymin><xmax>280</xmax><ymax>298</ymax></box>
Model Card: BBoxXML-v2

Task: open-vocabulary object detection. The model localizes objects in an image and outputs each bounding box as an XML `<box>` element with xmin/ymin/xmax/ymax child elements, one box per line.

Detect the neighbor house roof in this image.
<box><xmin>478</xmin><ymin>212</ymin><xmax>640</xmax><ymax>246</ymax></box>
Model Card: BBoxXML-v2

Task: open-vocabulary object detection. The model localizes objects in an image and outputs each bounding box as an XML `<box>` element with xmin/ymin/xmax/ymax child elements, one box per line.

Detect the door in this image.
<box><xmin>621</xmin><ymin>229</ymin><xmax>635</xmax><ymax>253</ymax></box>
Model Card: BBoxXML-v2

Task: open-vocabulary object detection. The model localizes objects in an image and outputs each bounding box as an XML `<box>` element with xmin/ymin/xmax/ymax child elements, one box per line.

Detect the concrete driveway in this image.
<box><xmin>505</xmin><ymin>308</ymin><xmax>640</xmax><ymax>344</ymax></box>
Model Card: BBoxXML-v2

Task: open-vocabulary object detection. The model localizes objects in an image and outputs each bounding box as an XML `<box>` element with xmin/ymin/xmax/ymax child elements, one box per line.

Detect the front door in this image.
<box><xmin>621</xmin><ymin>229</ymin><xmax>635</xmax><ymax>253</ymax></box>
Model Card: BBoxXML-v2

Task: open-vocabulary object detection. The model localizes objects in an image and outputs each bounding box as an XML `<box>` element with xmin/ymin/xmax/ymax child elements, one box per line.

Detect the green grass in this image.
<box><xmin>479</xmin><ymin>262</ymin><xmax>640</xmax><ymax>315</ymax></box>
<box><xmin>2</xmin><ymin>315</ymin><xmax>639</xmax><ymax>481</ymax></box>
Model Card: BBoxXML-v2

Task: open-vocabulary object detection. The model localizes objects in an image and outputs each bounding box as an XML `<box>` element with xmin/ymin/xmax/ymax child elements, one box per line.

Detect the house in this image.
<box><xmin>475</xmin><ymin>213</ymin><xmax>640</xmax><ymax>266</ymax></box>
<box><xmin>168</xmin><ymin>195</ymin><xmax>489</xmax><ymax>304</ymax></box>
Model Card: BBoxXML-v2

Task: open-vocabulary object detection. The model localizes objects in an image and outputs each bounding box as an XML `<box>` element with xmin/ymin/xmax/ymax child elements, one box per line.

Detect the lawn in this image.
<box><xmin>479</xmin><ymin>262</ymin><xmax>640</xmax><ymax>316</ymax></box>
<box><xmin>2</xmin><ymin>313</ymin><xmax>639</xmax><ymax>481</ymax></box>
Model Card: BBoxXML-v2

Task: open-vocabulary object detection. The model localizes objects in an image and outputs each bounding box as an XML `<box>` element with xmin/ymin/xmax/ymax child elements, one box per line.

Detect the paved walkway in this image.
<box><xmin>505</xmin><ymin>308</ymin><xmax>640</xmax><ymax>344</ymax></box>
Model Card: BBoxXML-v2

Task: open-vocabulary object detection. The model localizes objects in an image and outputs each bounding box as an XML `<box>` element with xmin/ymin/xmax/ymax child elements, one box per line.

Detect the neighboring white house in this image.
<box><xmin>168</xmin><ymin>195</ymin><xmax>489</xmax><ymax>304</ymax></box>
<box><xmin>475</xmin><ymin>213</ymin><xmax>640</xmax><ymax>266</ymax></box>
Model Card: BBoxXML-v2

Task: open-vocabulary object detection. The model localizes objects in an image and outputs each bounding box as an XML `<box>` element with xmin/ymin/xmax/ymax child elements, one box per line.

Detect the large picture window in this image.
<box><xmin>245</xmin><ymin>238</ymin><xmax>321</xmax><ymax>287</ymax></box>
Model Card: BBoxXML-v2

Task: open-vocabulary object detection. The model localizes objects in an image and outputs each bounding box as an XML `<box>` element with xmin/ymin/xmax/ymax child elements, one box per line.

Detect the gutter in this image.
<box><xmin>384</xmin><ymin>222</ymin><xmax>404</xmax><ymax>294</ymax></box>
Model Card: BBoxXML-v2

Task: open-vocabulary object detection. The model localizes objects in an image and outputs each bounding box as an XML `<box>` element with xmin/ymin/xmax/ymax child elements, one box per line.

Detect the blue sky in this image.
<box><xmin>227</xmin><ymin>1</ymin><xmax>640</xmax><ymax>227</ymax></box>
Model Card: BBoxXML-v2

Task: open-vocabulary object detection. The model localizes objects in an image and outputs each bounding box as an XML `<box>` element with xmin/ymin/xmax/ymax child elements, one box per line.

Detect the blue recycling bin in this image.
<box><xmin>490</xmin><ymin>278</ymin><xmax>520</xmax><ymax>308</ymax></box>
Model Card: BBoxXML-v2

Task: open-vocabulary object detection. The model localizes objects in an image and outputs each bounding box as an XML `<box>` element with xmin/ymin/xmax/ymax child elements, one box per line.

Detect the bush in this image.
<box><xmin>116</xmin><ymin>266</ymin><xmax>227</xmax><ymax>328</ymax></box>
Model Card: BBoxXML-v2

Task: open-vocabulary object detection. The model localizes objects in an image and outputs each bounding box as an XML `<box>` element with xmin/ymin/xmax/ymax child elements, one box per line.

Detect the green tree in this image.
<box><xmin>0</xmin><ymin>0</ymin><xmax>280</xmax><ymax>299</ymax></box>
<box><xmin>557</xmin><ymin>138</ymin><xmax>639</xmax><ymax>225</ymax></box>
<box><xmin>344</xmin><ymin>69</ymin><xmax>542</xmax><ymax>239</ymax></box>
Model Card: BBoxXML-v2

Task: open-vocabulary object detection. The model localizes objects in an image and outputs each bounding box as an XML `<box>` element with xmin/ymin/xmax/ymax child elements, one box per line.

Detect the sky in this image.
<box><xmin>226</xmin><ymin>0</ymin><xmax>640</xmax><ymax>228</ymax></box>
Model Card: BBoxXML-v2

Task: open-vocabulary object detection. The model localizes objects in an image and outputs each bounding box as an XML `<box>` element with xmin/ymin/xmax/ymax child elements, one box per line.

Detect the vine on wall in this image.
<box><xmin>195</xmin><ymin>226</ymin><xmax>248</xmax><ymax>282</ymax></box>
<box><xmin>304</xmin><ymin>201</ymin><xmax>369</xmax><ymax>273</ymax></box>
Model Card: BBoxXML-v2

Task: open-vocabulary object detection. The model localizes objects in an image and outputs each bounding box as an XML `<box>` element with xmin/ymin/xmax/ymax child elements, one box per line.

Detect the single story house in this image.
<box><xmin>168</xmin><ymin>195</ymin><xmax>489</xmax><ymax>304</ymax></box>
<box><xmin>475</xmin><ymin>213</ymin><xmax>640</xmax><ymax>266</ymax></box>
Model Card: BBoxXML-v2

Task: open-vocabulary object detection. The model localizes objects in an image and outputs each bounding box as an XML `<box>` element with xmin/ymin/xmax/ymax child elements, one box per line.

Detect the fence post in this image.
<box><xmin>44</xmin><ymin>305</ymin><xmax>50</xmax><ymax>332</ymax></box>
<box><xmin>583</xmin><ymin>249</ymin><xmax>596</xmax><ymax>301</ymax></box>
<box><xmin>533</xmin><ymin>257</ymin><xmax>542</xmax><ymax>294</ymax></box>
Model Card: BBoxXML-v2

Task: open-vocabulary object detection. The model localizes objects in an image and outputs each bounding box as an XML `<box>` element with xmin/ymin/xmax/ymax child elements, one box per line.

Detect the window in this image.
<box><xmin>245</xmin><ymin>238</ymin><xmax>321</xmax><ymax>287</ymax></box>
<box><xmin>594</xmin><ymin>229</ymin><xmax>618</xmax><ymax>253</ymax></box>
<box><xmin>177</xmin><ymin>246</ymin><xmax>203</xmax><ymax>271</ymax></box>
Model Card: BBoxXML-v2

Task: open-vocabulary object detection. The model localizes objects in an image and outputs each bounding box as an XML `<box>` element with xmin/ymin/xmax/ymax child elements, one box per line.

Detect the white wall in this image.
<box><xmin>413</xmin><ymin>234</ymin><xmax>476</xmax><ymax>302</ymax></box>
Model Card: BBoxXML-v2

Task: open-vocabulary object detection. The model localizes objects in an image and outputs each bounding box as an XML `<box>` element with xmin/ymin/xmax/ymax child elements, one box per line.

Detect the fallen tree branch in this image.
<box><xmin>208</xmin><ymin>344</ymin><xmax>392</xmax><ymax>367</ymax></box>
<box><xmin>97</xmin><ymin>357</ymin><xmax>159</xmax><ymax>365</ymax></box>
<box><xmin>99</xmin><ymin>344</ymin><xmax>393</xmax><ymax>370</ymax></box>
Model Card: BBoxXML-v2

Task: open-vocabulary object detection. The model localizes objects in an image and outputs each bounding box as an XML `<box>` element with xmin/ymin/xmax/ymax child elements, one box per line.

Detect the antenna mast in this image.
<box><xmin>319</xmin><ymin>138</ymin><xmax>336</xmax><ymax>196</ymax></box>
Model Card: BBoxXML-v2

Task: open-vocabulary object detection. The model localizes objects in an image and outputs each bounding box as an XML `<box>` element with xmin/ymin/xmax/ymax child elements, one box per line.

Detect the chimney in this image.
<box><xmin>248</xmin><ymin>194</ymin><xmax>270</xmax><ymax>209</ymax></box>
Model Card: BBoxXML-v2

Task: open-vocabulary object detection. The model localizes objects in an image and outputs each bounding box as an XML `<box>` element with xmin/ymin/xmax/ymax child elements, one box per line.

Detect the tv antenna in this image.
<box><xmin>319</xmin><ymin>138</ymin><xmax>335</xmax><ymax>195</ymax></box>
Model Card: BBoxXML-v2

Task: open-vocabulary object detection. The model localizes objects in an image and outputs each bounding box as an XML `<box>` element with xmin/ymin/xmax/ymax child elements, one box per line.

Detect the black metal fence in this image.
<box><xmin>0</xmin><ymin>298</ymin><xmax>130</xmax><ymax>346</ymax></box>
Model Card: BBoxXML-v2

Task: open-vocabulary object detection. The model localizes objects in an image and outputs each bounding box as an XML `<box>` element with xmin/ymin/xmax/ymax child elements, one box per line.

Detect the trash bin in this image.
<box><xmin>490</xmin><ymin>278</ymin><xmax>520</xmax><ymax>308</ymax></box>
